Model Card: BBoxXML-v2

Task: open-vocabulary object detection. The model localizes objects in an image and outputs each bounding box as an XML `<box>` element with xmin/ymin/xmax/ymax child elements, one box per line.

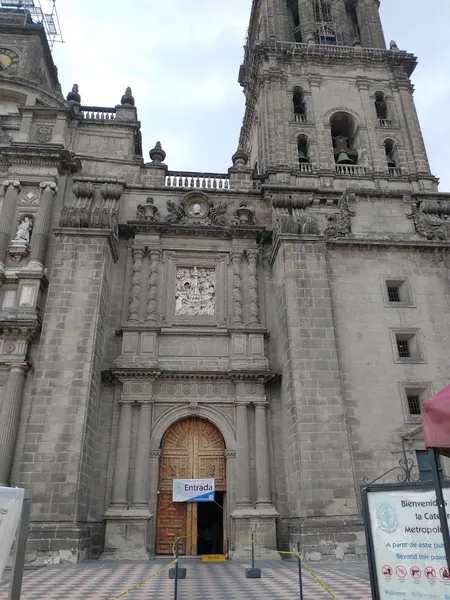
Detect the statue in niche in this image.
<box><xmin>175</xmin><ymin>267</ymin><xmax>215</xmax><ymax>316</ymax></box>
<box><xmin>13</xmin><ymin>217</ymin><xmax>32</xmax><ymax>244</ymax></box>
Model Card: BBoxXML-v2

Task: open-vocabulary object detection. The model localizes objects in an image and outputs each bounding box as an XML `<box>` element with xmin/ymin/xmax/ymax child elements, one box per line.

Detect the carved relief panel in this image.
<box><xmin>163</xmin><ymin>252</ymin><xmax>228</xmax><ymax>326</ymax></box>
<box><xmin>175</xmin><ymin>267</ymin><xmax>215</xmax><ymax>316</ymax></box>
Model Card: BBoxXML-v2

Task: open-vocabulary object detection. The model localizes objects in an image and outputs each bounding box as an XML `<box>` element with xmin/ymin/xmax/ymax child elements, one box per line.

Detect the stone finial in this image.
<box><xmin>121</xmin><ymin>87</ymin><xmax>135</xmax><ymax>107</ymax></box>
<box><xmin>232</xmin><ymin>148</ymin><xmax>248</xmax><ymax>168</ymax></box>
<box><xmin>137</xmin><ymin>197</ymin><xmax>159</xmax><ymax>221</ymax></box>
<box><xmin>149</xmin><ymin>141</ymin><xmax>166</xmax><ymax>164</ymax></box>
<box><xmin>232</xmin><ymin>203</ymin><xmax>255</xmax><ymax>226</ymax></box>
<box><xmin>389</xmin><ymin>40</ymin><xmax>399</xmax><ymax>52</ymax></box>
<box><xmin>67</xmin><ymin>84</ymin><xmax>81</xmax><ymax>105</ymax></box>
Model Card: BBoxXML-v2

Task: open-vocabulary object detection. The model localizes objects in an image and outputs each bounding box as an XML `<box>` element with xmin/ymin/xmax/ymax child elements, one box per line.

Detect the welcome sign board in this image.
<box><xmin>173</xmin><ymin>479</ymin><xmax>215</xmax><ymax>503</ymax></box>
<box><xmin>0</xmin><ymin>487</ymin><xmax>24</xmax><ymax>584</ymax></box>
<box><xmin>362</xmin><ymin>483</ymin><xmax>450</xmax><ymax>600</ymax></box>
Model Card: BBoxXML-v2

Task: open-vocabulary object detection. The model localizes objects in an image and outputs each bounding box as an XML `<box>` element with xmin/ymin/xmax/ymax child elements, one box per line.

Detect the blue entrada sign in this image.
<box><xmin>172</xmin><ymin>479</ymin><xmax>215</xmax><ymax>503</ymax></box>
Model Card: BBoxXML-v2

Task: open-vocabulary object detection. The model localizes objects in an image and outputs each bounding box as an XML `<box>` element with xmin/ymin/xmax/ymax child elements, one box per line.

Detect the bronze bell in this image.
<box><xmin>336</xmin><ymin>151</ymin><xmax>354</xmax><ymax>165</ymax></box>
<box><xmin>298</xmin><ymin>150</ymin><xmax>309</xmax><ymax>164</ymax></box>
<box><xmin>294</xmin><ymin>103</ymin><xmax>305</xmax><ymax>115</ymax></box>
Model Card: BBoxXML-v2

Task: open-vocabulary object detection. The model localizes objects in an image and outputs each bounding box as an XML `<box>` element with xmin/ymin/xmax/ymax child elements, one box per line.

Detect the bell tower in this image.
<box><xmin>239</xmin><ymin>0</ymin><xmax>437</xmax><ymax>193</ymax></box>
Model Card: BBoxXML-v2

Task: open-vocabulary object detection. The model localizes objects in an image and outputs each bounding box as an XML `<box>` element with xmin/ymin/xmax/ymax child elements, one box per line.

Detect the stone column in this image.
<box><xmin>298</xmin><ymin>0</ymin><xmax>316</xmax><ymax>41</ymax></box>
<box><xmin>0</xmin><ymin>364</ymin><xmax>28</xmax><ymax>486</ymax></box>
<box><xmin>231</xmin><ymin>250</ymin><xmax>244</xmax><ymax>326</ymax></box>
<box><xmin>254</xmin><ymin>403</ymin><xmax>272</xmax><ymax>506</ymax></box>
<box><xmin>0</xmin><ymin>180</ymin><xmax>21</xmax><ymax>266</ymax></box>
<box><xmin>128</xmin><ymin>246</ymin><xmax>144</xmax><ymax>322</ymax></box>
<box><xmin>132</xmin><ymin>401</ymin><xmax>153</xmax><ymax>507</ymax></box>
<box><xmin>111</xmin><ymin>401</ymin><xmax>133</xmax><ymax>506</ymax></box>
<box><xmin>247</xmin><ymin>248</ymin><xmax>261</xmax><ymax>326</ymax></box>
<box><xmin>29</xmin><ymin>181</ymin><xmax>58</xmax><ymax>270</ymax></box>
<box><xmin>146</xmin><ymin>247</ymin><xmax>161</xmax><ymax>323</ymax></box>
<box><xmin>235</xmin><ymin>403</ymin><xmax>251</xmax><ymax>507</ymax></box>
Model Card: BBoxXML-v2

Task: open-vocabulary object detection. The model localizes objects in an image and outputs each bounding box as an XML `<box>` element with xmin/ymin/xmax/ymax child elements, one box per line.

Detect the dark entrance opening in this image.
<box><xmin>197</xmin><ymin>491</ymin><xmax>224</xmax><ymax>555</ymax></box>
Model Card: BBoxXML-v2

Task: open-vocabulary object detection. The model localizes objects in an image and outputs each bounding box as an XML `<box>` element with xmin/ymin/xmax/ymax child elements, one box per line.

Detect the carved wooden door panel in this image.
<box><xmin>156</xmin><ymin>418</ymin><xmax>226</xmax><ymax>555</ymax></box>
<box><xmin>155</xmin><ymin>492</ymin><xmax>186</xmax><ymax>555</ymax></box>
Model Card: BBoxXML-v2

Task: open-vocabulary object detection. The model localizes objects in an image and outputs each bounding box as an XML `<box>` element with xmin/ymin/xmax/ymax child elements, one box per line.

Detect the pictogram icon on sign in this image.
<box><xmin>425</xmin><ymin>567</ymin><xmax>436</xmax><ymax>581</ymax></box>
<box><xmin>382</xmin><ymin>565</ymin><xmax>393</xmax><ymax>577</ymax></box>
<box><xmin>440</xmin><ymin>567</ymin><xmax>450</xmax><ymax>581</ymax></box>
<box><xmin>410</xmin><ymin>566</ymin><xmax>421</xmax><ymax>580</ymax></box>
<box><xmin>396</xmin><ymin>565</ymin><xmax>407</xmax><ymax>579</ymax></box>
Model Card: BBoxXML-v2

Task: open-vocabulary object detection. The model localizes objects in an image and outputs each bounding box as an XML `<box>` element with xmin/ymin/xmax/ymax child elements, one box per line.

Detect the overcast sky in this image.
<box><xmin>51</xmin><ymin>0</ymin><xmax>450</xmax><ymax>191</ymax></box>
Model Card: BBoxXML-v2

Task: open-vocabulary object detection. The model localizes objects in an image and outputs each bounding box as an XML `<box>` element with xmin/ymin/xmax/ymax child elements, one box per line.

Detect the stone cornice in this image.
<box><xmin>242</xmin><ymin>41</ymin><xmax>417</xmax><ymax>79</ymax></box>
<box><xmin>53</xmin><ymin>227</ymin><xmax>118</xmax><ymax>262</ymax></box>
<box><xmin>0</xmin><ymin>319</ymin><xmax>41</xmax><ymax>342</ymax></box>
<box><xmin>105</xmin><ymin>368</ymin><xmax>279</xmax><ymax>383</ymax></box>
<box><xmin>121</xmin><ymin>221</ymin><xmax>266</xmax><ymax>241</ymax></box>
<box><xmin>73</xmin><ymin>175</ymin><xmax>127</xmax><ymax>186</ymax></box>
<box><xmin>0</xmin><ymin>145</ymin><xmax>81</xmax><ymax>175</ymax></box>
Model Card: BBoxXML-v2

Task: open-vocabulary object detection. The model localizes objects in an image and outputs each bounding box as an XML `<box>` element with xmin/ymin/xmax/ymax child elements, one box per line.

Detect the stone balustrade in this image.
<box><xmin>294</xmin><ymin>114</ymin><xmax>307</xmax><ymax>123</ymax></box>
<box><xmin>389</xmin><ymin>167</ymin><xmax>403</xmax><ymax>177</ymax></box>
<box><xmin>299</xmin><ymin>163</ymin><xmax>313</xmax><ymax>174</ymax></box>
<box><xmin>80</xmin><ymin>106</ymin><xmax>117</xmax><ymax>120</ymax></box>
<box><xmin>165</xmin><ymin>171</ymin><xmax>230</xmax><ymax>190</ymax></box>
<box><xmin>335</xmin><ymin>164</ymin><xmax>368</xmax><ymax>176</ymax></box>
<box><xmin>379</xmin><ymin>118</ymin><xmax>393</xmax><ymax>128</ymax></box>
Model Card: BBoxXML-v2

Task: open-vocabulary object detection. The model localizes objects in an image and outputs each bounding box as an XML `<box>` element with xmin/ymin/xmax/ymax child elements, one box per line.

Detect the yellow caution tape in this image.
<box><xmin>273</xmin><ymin>549</ymin><xmax>341</xmax><ymax>600</ymax></box>
<box><xmin>238</xmin><ymin>540</ymin><xmax>340</xmax><ymax>600</ymax></box>
<box><xmin>110</xmin><ymin>558</ymin><xmax>178</xmax><ymax>600</ymax></box>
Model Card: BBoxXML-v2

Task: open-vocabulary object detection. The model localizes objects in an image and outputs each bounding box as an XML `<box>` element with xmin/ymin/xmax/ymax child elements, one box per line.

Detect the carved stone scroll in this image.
<box><xmin>247</xmin><ymin>248</ymin><xmax>261</xmax><ymax>325</ymax></box>
<box><xmin>146</xmin><ymin>247</ymin><xmax>161</xmax><ymax>323</ymax></box>
<box><xmin>231</xmin><ymin>250</ymin><xmax>244</xmax><ymax>325</ymax></box>
<box><xmin>128</xmin><ymin>246</ymin><xmax>144</xmax><ymax>322</ymax></box>
<box><xmin>324</xmin><ymin>191</ymin><xmax>355</xmax><ymax>239</ymax></box>
<box><xmin>410</xmin><ymin>200</ymin><xmax>450</xmax><ymax>240</ymax></box>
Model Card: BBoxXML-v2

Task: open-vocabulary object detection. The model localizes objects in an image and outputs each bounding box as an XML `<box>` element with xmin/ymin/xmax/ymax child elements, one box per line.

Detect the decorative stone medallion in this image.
<box><xmin>34</xmin><ymin>125</ymin><xmax>53</xmax><ymax>144</ymax></box>
<box><xmin>175</xmin><ymin>267</ymin><xmax>215</xmax><ymax>316</ymax></box>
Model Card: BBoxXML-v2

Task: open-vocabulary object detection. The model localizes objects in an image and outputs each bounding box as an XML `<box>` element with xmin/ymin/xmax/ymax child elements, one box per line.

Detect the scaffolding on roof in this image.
<box><xmin>0</xmin><ymin>0</ymin><xmax>63</xmax><ymax>47</ymax></box>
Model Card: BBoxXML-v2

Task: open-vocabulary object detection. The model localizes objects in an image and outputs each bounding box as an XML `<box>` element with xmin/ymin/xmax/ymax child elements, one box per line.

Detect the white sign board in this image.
<box><xmin>367</xmin><ymin>487</ymin><xmax>450</xmax><ymax>600</ymax></box>
<box><xmin>172</xmin><ymin>479</ymin><xmax>215</xmax><ymax>503</ymax></box>
<box><xmin>0</xmin><ymin>487</ymin><xmax>24</xmax><ymax>584</ymax></box>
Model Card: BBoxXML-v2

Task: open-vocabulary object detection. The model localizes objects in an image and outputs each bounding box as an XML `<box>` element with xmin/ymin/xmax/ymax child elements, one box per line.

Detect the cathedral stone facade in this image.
<box><xmin>0</xmin><ymin>1</ymin><xmax>449</xmax><ymax>564</ymax></box>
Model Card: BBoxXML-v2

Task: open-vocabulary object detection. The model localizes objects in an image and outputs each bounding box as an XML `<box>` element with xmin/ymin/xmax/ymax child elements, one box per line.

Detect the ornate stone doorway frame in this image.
<box><xmin>154</xmin><ymin>416</ymin><xmax>227</xmax><ymax>555</ymax></box>
<box><xmin>148</xmin><ymin>407</ymin><xmax>237</xmax><ymax>557</ymax></box>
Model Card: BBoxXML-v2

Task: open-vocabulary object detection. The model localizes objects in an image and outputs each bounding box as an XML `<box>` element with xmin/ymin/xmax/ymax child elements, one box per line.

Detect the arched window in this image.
<box><xmin>384</xmin><ymin>139</ymin><xmax>397</xmax><ymax>168</ymax></box>
<box><xmin>297</xmin><ymin>135</ymin><xmax>310</xmax><ymax>164</ymax></box>
<box><xmin>346</xmin><ymin>0</ymin><xmax>361</xmax><ymax>42</ymax></box>
<box><xmin>330</xmin><ymin>112</ymin><xmax>358</xmax><ymax>164</ymax></box>
<box><xmin>286</xmin><ymin>0</ymin><xmax>302</xmax><ymax>41</ymax></box>
<box><xmin>314</xmin><ymin>0</ymin><xmax>337</xmax><ymax>44</ymax></box>
<box><xmin>375</xmin><ymin>92</ymin><xmax>388</xmax><ymax>120</ymax></box>
<box><xmin>293</xmin><ymin>87</ymin><xmax>306</xmax><ymax>121</ymax></box>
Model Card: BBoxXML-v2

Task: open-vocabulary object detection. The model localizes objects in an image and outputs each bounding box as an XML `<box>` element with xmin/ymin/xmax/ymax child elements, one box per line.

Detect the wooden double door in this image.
<box><xmin>156</xmin><ymin>417</ymin><xmax>226</xmax><ymax>555</ymax></box>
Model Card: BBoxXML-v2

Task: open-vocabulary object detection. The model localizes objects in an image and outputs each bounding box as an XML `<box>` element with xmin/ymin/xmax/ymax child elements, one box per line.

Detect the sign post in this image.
<box><xmin>362</xmin><ymin>482</ymin><xmax>450</xmax><ymax>600</ymax></box>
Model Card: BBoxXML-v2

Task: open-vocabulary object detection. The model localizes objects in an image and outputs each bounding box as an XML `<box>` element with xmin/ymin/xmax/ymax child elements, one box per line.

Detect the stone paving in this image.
<box><xmin>0</xmin><ymin>559</ymin><xmax>372</xmax><ymax>600</ymax></box>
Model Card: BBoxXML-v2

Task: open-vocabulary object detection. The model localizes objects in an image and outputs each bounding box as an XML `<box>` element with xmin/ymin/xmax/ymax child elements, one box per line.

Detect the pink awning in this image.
<box><xmin>422</xmin><ymin>384</ymin><xmax>450</xmax><ymax>458</ymax></box>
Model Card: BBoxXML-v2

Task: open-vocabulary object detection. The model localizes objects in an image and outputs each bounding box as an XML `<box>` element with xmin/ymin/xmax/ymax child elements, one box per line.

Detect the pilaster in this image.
<box><xmin>0</xmin><ymin>180</ymin><xmax>21</xmax><ymax>270</ymax></box>
<box><xmin>28</xmin><ymin>181</ymin><xmax>58</xmax><ymax>271</ymax></box>
<box><xmin>0</xmin><ymin>364</ymin><xmax>28</xmax><ymax>486</ymax></box>
<box><xmin>19</xmin><ymin>226</ymin><xmax>116</xmax><ymax>558</ymax></box>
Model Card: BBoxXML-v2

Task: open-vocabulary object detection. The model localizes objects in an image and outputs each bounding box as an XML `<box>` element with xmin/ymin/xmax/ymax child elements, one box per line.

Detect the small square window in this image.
<box><xmin>397</xmin><ymin>339</ymin><xmax>410</xmax><ymax>358</ymax></box>
<box><xmin>407</xmin><ymin>395</ymin><xmax>421</xmax><ymax>415</ymax></box>
<box><xmin>387</xmin><ymin>286</ymin><xmax>400</xmax><ymax>302</ymax></box>
<box><xmin>399</xmin><ymin>382</ymin><xmax>432</xmax><ymax>423</ymax></box>
<box><xmin>391</xmin><ymin>329</ymin><xmax>425</xmax><ymax>363</ymax></box>
<box><xmin>383</xmin><ymin>278</ymin><xmax>414</xmax><ymax>307</ymax></box>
